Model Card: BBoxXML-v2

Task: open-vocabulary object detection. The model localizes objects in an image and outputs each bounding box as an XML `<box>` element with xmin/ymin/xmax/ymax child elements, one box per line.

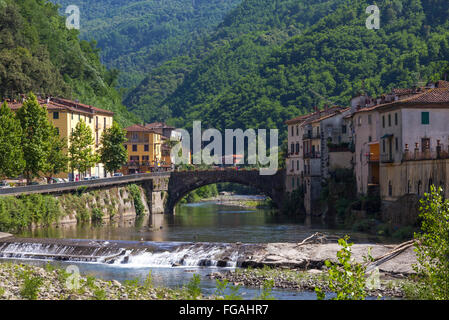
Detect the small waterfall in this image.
<box><xmin>0</xmin><ymin>240</ymin><xmax>248</xmax><ymax>268</ymax></box>
<box><xmin>114</xmin><ymin>243</ymin><xmax>241</xmax><ymax>268</ymax></box>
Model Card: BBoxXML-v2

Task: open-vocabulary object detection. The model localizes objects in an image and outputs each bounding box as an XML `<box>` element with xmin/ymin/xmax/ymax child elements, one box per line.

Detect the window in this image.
<box><xmin>89</xmin><ymin>117</ymin><xmax>92</xmax><ymax>124</ymax></box>
<box><xmin>395</xmin><ymin>137</ymin><xmax>399</xmax><ymax>151</ymax></box>
<box><xmin>358</xmin><ymin>117</ymin><xmax>362</xmax><ymax>126</ymax></box>
<box><xmin>342</xmin><ymin>125</ymin><xmax>347</xmax><ymax>134</ymax></box>
<box><xmin>132</xmin><ymin>145</ymin><xmax>138</xmax><ymax>152</ymax></box>
<box><xmin>395</xmin><ymin>113</ymin><xmax>398</xmax><ymax>126</ymax></box>
<box><xmin>297</xmin><ymin>160</ymin><xmax>300</xmax><ymax>171</ymax></box>
<box><xmin>388</xmin><ymin>181</ymin><xmax>392</xmax><ymax>196</ymax></box>
<box><xmin>292</xmin><ymin>177</ymin><xmax>295</xmax><ymax>188</ymax></box>
<box><xmin>296</xmin><ymin>143</ymin><xmax>300</xmax><ymax>153</ymax></box>
<box><xmin>383</xmin><ymin>140</ymin><xmax>386</xmax><ymax>153</ymax></box>
<box><xmin>388</xmin><ymin>114</ymin><xmax>391</xmax><ymax>127</ymax></box>
<box><xmin>291</xmin><ymin>144</ymin><xmax>294</xmax><ymax>154</ymax></box>
<box><xmin>71</xmin><ymin>113</ymin><xmax>73</xmax><ymax>120</ymax></box>
<box><xmin>368</xmin><ymin>114</ymin><xmax>372</xmax><ymax>125</ymax></box>
<box><xmin>368</xmin><ymin>136</ymin><xmax>372</xmax><ymax>142</ymax></box>
<box><xmin>142</xmin><ymin>156</ymin><xmax>149</xmax><ymax>161</ymax></box>
<box><xmin>144</xmin><ymin>144</ymin><xmax>149</xmax><ymax>152</ymax></box>
<box><xmin>291</xmin><ymin>126</ymin><xmax>294</xmax><ymax>136</ymax></box>
<box><xmin>296</xmin><ymin>126</ymin><xmax>299</xmax><ymax>136</ymax></box>
<box><xmin>78</xmin><ymin>114</ymin><xmax>80</xmax><ymax>120</ymax></box>
<box><xmin>53</xmin><ymin>112</ymin><xmax>59</xmax><ymax>119</ymax></box>
<box><xmin>421</xmin><ymin>112</ymin><xmax>430</xmax><ymax>125</ymax></box>
<box><xmin>104</xmin><ymin>117</ymin><xmax>107</xmax><ymax>129</ymax></box>
<box><xmin>382</xmin><ymin>115</ymin><xmax>385</xmax><ymax>128</ymax></box>
<box><xmin>130</xmin><ymin>156</ymin><xmax>139</xmax><ymax>161</ymax></box>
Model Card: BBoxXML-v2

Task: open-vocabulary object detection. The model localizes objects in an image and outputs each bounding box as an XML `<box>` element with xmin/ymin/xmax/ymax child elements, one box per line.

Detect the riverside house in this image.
<box><xmin>121</xmin><ymin>124</ymin><xmax>165</xmax><ymax>174</ymax></box>
<box><xmin>377</xmin><ymin>81</ymin><xmax>449</xmax><ymax>202</ymax></box>
<box><xmin>285</xmin><ymin>80</ymin><xmax>449</xmax><ymax>218</ymax></box>
<box><xmin>285</xmin><ymin>106</ymin><xmax>350</xmax><ymax>214</ymax></box>
<box><xmin>5</xmin><ymin>96</ymin><xmax>114</xmax><ymax>180</ymax></box>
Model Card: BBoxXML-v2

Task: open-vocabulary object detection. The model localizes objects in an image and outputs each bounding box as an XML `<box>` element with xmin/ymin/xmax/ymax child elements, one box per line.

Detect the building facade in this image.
<box><xmin>121</xmin><ymin>124</ymin><xmax>166</xmax><ymax>174</ymax></box>
<box><xmin>6</xmin><ymin>96</ymin><xmax>114</xmax><ymax>180</ymax></box>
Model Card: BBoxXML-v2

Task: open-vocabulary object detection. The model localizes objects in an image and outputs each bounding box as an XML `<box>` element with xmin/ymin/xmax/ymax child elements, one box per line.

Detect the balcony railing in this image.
<box><xmin>403</xmin><ymin>149</ymin><xmax>449</xmax><ymax>161</ymax></box>
<box><xmin>380</xmin><ymin>153</ymin><xmax>394</xmax><ymax>163</ymax></box>
<box><xmin>303</xmin><ymin>133</ymin><xmax>321</xmax><ymax>140</ymax></box>
<box><xmin>125</xmin><ymin>161</ymin><xmax>169</xmax><ymax>167</ymax></box>
<box><xmin>304</xmin><ymin>152</ymin><xmax>321</xmax><ymax>159</ymax></box>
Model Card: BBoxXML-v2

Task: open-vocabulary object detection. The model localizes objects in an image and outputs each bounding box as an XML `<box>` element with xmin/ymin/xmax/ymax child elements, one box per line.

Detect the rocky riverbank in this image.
<box><xmin>0</xmin><ymin>262</ymin><xmax>210</xmax><ymax>300</ymax></box>
<box><xmin>209</xmin><ymin>267</ymin><xmax>411</xmax><ymax>299</ymax></box>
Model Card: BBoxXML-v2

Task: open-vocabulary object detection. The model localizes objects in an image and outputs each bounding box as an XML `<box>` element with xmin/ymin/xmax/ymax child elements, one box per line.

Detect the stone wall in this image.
<box><xmin>382</xmin><ymin>194</ymin><xmax>421</xmax><ymax>226</ymax></box>
<box><xmin>47</xmin><ymin>185</ymin><xmax>151</xmax><ymax>228</ymax></box>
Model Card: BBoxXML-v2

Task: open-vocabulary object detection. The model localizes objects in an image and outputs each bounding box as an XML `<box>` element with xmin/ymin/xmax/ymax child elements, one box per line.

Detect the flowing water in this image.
<box><xmin>1</xmin><ymin>198</ymin><xmax>394</xmax><ymax>300</ymax></box>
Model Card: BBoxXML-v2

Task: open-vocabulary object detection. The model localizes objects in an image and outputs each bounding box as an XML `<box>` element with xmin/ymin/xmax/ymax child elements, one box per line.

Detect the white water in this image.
<box><xmin>0</xmin><ymin>241</ymin><xmax>243</xmax><ymax>268</ymax></box>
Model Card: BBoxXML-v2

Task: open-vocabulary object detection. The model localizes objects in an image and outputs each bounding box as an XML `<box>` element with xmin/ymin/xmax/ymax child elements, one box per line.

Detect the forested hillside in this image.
<box><xmin>52</xmin><ymin>0</ymin><xmax>242</xmax><ymax>89</ymax></box>
<box><xmin>126</xmin><ymin>0</ymin><xmax>449</xmax><ymax>138</ymax></box>
<box><xmin>0</xmin><ymin>0</ymin><xmax>138</xmax><ymax>126</ymax></box>
<box><xmin>125</xmin><ymin>0</ymin><xmax>342</xmax><ymax>124</ymax></box>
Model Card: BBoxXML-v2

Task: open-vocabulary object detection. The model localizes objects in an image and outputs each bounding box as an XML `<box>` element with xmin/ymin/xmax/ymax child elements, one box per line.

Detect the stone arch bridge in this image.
<box><xmin>165</xmin><ymin>169</ymin><xmax>286</xmax><ymax>213</ymax></box>
<box><xmin>0</xmin><ymin>170</ymin><xmax>286</xmax><ymax>214</ymax></box>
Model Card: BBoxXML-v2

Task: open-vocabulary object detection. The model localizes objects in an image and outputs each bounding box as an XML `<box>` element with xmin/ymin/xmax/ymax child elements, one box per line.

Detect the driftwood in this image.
<box><xmin>365</xmin><ymin>240</ymin><xmax>416</xmax><ymax>272</ymax></box>
<box><xmin>295</xmin><ymin>232</ymin><xmax>327</xmax><ymax>247</ymax></box>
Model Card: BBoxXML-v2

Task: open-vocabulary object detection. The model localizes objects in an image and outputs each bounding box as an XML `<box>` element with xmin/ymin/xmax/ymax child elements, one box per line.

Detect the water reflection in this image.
<box><xmin>18</xmin><ymin>201</ymin><xmax>395</xmax><ymax>244</ymax></box>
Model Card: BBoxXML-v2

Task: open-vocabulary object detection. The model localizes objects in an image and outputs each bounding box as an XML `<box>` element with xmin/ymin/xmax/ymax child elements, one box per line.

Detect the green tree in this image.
<box><xmin>413</xmin><ymin>185</ymin><xmax>449</xmax><ymax>300</ymax></box>
<box><xmin>99</xmin><ymin>121</ymin><xmax>128</xmax><ymax>175</ymax></box>
<box><xmin>16</xmin><ymin>94</ymin><xmax>53</xmax><ymax>184</ymax></box>
<box><xmin>69</xmin><ymin>120</ymin><xmax>98</xmax><ymax>178</ymax></box>
<box><xmin>315</xmin><ymin>235</ymin><xmax>373</xmax><ymax>300</ymax></box>
<box><xmin>44</xmin><ymin>125</ymin><xmax>69</xmax><ymax>182</ymax></box>
<box><xmin>0</xmin><ymin>101</ymin><xmax>24</xmax><ymax>179</ymax></box>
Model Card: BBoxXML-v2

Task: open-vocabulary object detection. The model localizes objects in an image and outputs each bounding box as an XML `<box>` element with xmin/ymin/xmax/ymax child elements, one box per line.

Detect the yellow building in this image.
<box><xmin>122</xmin><ymin>124</ymin><xmax>168</xmax><ymax>174</ymax></box>
<box><xmin>7</xmin><ymin>97</ymin><xmax>114</xmax><ymax>180</ymax></box>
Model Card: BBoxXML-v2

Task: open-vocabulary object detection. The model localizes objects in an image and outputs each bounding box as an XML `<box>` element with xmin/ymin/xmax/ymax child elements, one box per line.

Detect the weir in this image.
<box><xmin>0</xmin><ymin>238</ymin><xmax>256</xmax><ymax>268</ymax></box>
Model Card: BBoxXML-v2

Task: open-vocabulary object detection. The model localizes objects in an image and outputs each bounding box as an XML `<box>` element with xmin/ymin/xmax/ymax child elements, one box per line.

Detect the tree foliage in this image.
<box><xmin>15</xmin><ymin>93</ymin><xmax>53</xmax><ymax>183</ymax></box>
<box><xmin>69</xmin><ymin>119</ymin><xmax>98</xmax><ymax>176</ymax></box>
<box><xmin>413</xmin><ymin>185</ymin><xmax>449</xmax><ymax>300</ymax></box>
<box><xmin>99</xmin><ymin>121</ymin><xmax>128</xmax><ymax>174</ymax></box>
<box><xmin>0</xmin><ymin>101</ymin><xmax>25</xmax><ymax>179</ymax></box>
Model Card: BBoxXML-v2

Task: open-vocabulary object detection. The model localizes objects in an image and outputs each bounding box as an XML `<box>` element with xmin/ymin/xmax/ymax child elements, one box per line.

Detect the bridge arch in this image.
<box><xmin>165</xmin><ymin>169</ymin><xmax>285</xmax><ymax>214</ymax></box>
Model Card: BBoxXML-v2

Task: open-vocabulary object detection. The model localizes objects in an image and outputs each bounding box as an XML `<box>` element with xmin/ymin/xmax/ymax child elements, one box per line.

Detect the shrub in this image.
<box><xmin>413</xmin><ymin>186</ymin><xmax>449</xmax><ymax>300</ymax></box>
<box><xmin>185</xmin><ymin>274</ymin><xmax>202</xmax><ymax>299</ymax></box>
<box><xmin>315</xmin><ymin>235</ymin><xmax>373</xmax><ymax>300</ymax></box>
<box><xmin>20</xmin><ymin>272</ymin><xmax>43</xmax><ymax>300</ymax></box>
<box><xmin>128</xmin><ymin>184</ymin><xmax>145</xmax><ymax>216</ymax></box>
<box><xmin>91</xmin><ymin>208</ymin><xmax>103</xmax><ymax>223</ymax></box>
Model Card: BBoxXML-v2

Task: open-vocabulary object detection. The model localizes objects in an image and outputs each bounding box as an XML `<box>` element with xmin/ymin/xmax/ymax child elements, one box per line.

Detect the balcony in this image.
<box><xmin>304</xmin><ymin>152</ymin><xmax>321</xmax><ymax>159</ymax></box>
<box><xmin>403</xmin><ymin>149</ymin><xmax>449</xmax><ymax>161</ymax></box>
<box><xmin>380</xmin><ymin>153</ymin><xmax>394</xmax><ymax>163</ymax></box>
<box><xmin>303</xmin><ymin>133</ymin><xmax>321</xmax><ymax>140</ymax></box>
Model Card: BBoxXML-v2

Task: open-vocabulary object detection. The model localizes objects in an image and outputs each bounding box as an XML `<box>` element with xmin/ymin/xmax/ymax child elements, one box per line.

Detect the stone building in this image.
<box><xmin>6</xmin><ymin>96</ymin><xmax>114</xmax><ymax>180</ymax></box>
<box><xmin>377</xmin><ymin>82</ymin><xmax>449</xmax><ymax>201</ymax></box>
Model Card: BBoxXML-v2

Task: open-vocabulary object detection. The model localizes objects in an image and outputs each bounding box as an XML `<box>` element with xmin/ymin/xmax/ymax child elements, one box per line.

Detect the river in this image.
<box><xmin>2</xmin><ymin>197</ymin><xmax>395</xmax><ymax>300</ymax></box>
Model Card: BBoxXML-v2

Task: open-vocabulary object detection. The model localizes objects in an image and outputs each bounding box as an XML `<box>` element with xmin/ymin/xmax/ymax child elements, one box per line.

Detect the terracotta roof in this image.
<box><xmin>125</xmin><ymin>124</ymin><xmax>157</xmax><ymax>133</ymax></box>
<box><xmin>310</xmin><ymin>107</ymin><xmax>350</xmax><ymax>124</ymax></box>
<box><xmin>145</xmin><ymin>122</ymin><xmax>175</xmax><ymax>129</ymax></box>
<box><xmin>285</xmin><ymin>114</ymin><xmax>310</xmax><ymax>125</ymax></box>
<box><xmin>2</xmin><ymin>97</ymin><xmax>114</xmax><ymax>116</ymax></box>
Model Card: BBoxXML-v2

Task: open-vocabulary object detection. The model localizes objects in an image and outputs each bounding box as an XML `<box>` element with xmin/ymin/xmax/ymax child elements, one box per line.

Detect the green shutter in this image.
<box><xmin>421</xmin><ymin>112</ymin><xmax>430</xmax><ymax>125</ymax></box>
